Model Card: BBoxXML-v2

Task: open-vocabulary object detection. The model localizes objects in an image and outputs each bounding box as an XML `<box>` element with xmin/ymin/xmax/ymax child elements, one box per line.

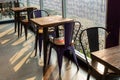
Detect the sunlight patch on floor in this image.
<box><xmin>25</xmin><ymin>51</ymin><xmax>36</xmax><ymax>64</ymax></box>
<box><xmin>23</xmin><ymin>36</ymin><xmax>35</xmax><ymax>47</ymax></box>
<box><xmin>13</xmin><ymin>51</ymin><xmax>32</xmax><ymax>72</ymax></box>
<box><xmin>43</xmin><ymin>65</ymin><xmax>57</xmax><ymax>80</ymax></box>
<box><xmin>11</xmin><ymin>36</ymin><xmax>25</xmax><ymax>45</ymax></box>
<box><xmin>7</xmin><ymin>28</ymin><xmax>14</xmax><ymax>35</ymax></box>
<box><xmin>26</xmin><ymin>76</ymin><xmax>36</xmax><ymax>80</ymax></box>
<box><xmin>0</xmin><ymin>24</ymin><xmax>11</xmax><ymax>29</ymax></box>
<box><xmin>10</xmin><ymin>45</ymin><xmax>32</xmax><ymax>64</ymax></box>
<box><xmin>0</xmin><ymin>28</ymin><xmax>13</xmax><ymax>38</ymax></box>
<box><xmin>0</xmin><ymin>26</ymin><xmax>5</xmax><ymax>29</ymax></box>
<box><xmin>0</xmin><ymin>39</ymin><xmax>11</xmax><ymax>44</ymax></box>
<box><xmin>12</xmin><ymin>33</ymin><xmax>33</xmax><ymax>46</ymax></box>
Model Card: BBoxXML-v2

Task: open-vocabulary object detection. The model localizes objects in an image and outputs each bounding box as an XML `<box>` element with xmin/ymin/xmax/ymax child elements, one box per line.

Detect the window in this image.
<box><xmin>65</xmin><ymin>0</ymin><xmax>107</xmax><ymax>52</ymax></box>
<box><xmin>43</xmin><ymin>0</ymin><xmax>62</xmax><ymax>15</ymax></box>
<box><xmin>19</xmin><ymin>0</ymin><xmax>107</xmax><ymax>56</ymax></box>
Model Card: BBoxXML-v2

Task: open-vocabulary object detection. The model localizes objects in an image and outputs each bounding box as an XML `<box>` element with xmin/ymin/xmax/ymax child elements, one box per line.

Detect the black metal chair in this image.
<box><xmin>31</xmin><ymin>10</ymin><xmax>54</xmax><ymax>56</ymax></box>
<box><xmin>47</xmin><ymin>21</ymin><xmax>81</xmax><ymax>79</ymax></box>
<box><xmin>79</xmin><ymin>27</ymin><xmax>120</xmax><ymax>80</ymax></box>
<box><xmin>20</xmin><ymin>7</ymin><xmax>36</xmax><ymax>40</ymax></box>
<box><xmin>29</xmin><ymin>9</ymin><xmax>55</xmax><ymax>57</ymax></box>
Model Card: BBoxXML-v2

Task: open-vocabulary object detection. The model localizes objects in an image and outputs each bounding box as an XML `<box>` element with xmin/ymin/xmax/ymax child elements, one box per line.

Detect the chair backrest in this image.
<box><xmin>72</xmin><ymin>21</ymin><xmax>82</xmax><ymax>41</ymax></box>
<box><xmin>72</xmin><ymin>21</ymin><xmax>82</xmax><ymax>49</ymax></box>
<box><xmin>30</xmin><ymin>9</ymin><xmax>49</xmax><ymax>19</ymax></box>
<box><xmin>79</xmin><ymin>27</ymin><xmax>108</xmax><ymax>64</ymax></box>
<box><xmin>29</xmin><ymin>9</ymin><xmax>49</xmax><ymax>26</ymax></box>
<box><xmin>26</xmin><ymin>7</ymin><xmax>36</xmax><ymax>21</ymax></box>
<box><xmin>29</xmin><ymin>9</ymin><xmax>49</xmax><ymax>32</ymax></box>
<box><xmin>13</xmin><ymin>1</ymin><xmax>19</xmax><ymax>7</ymax></box>
<box><xmin>59</xmin><ymin>21</ymin><xmax>81</xmax><ymax>46</ymax></box>
<box><xmin>64</xmin><ymin>22</ymin><xmax>74</xmax><ymax>46</ymax></box>
<box><xmin>13</xmin><ymin>1</ymin><xmax>24</xmax><ymax>7</ymax></box>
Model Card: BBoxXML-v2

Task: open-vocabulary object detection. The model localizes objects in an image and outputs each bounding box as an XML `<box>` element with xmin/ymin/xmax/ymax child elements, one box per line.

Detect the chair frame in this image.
<box><xmin>79</xmin><ymin>27</ymin><xmax>110</xmax><ymax>80</ymax></box>
<box><xmin>30</xmin><ymin>9</ymin><xmax>50</xmax><ymax>57</ymax></box>
<box><xmin>47</xmin><ymin>21</ymin><xmax>81</xmax><ymax>79</ymax></box>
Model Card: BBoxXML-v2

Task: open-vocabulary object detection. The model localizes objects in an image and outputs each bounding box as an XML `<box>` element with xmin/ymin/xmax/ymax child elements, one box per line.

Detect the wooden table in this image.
<box><xmin>30</xmin><ymin>15</ymin><xmax>73</xmax><ymax>73</ymax></box>
<box><xmin>11</xmin><ymin>7</ymin><xmax>36</xmax><ymax>37</ymax></box>
<box><xmin>11</xmin><ymin>7</ymin><xmax>26</xmax><ymax>37</ymax></box>
<box><xmin>91</xmin><ymin>45</ymin><xmax>120</xmax><ymax>75</ymax></box>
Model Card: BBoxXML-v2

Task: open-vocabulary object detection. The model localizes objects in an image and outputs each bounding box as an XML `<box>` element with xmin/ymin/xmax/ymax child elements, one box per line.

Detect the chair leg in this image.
<box><xmin>34</xmin><ymin>33</ymin><xmax>38</xmax><ymax>57</ymax></box>
<box><xmin>57</xmin><ymin>49</ymin><xmax>63</xmax><ymax>78</ymax></box>
<box><xmin>47</xmin><ymin>45</ymin><xmax>52</xmax><ymax>65</ymax></box>
<box><xmin>38</xmin><ymin>34</ymin><xmax>43</xmax><ymax>57</ymax></box>
<box><xmin>87</xmin><ymin>69</ymin><xmax>91</xmax><ymax>80</ymax></box>
<box><xmin>23</xmin><ymin>24</ymin><xmax>28</xmax><ymax>40</ymax></box>
<box><xmin>72</xmin><ymin>50</ymin><xmax>79</xmax><ymax>71</ymax></box>
<box><xmin>14</xmin><ymin>14</ymin><xmax>17</xmax><ymax>33</ymax></box>
<box><xmin>20</xmin><ymin>23</ymin><xmax>22</xmax><ymax>36</ymax></box>
<box><xmin>15</xmin><ymin>22</ymin><xmax>17</xmax><ymax>33</ymax></box>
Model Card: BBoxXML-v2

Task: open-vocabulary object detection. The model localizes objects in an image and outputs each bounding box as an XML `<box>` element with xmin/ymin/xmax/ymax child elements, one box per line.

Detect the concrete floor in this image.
<box><xmin>0</xmin><ymin>23</ymin><xmax>95</xmax><ymax>80</ymax></box>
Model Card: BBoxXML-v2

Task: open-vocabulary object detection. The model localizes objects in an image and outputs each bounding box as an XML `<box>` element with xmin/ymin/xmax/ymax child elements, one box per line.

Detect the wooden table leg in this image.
<box><xmin>43</xmin><ymin>27</ymin><xmax>49</xmax><ymax>75</ymax></box>
<box><xmin>17</xmin><ymin>12</ymin><xmax>20</xmax><ymax>38</ymax></box>
<box><xmin>15</xmin><ymin>12</ymin><xmax>20</xmax><ymax>37</ymax></box>
<box><xmin>14</xmin><ymin>12</ymin><xmax>17</xmax><ymax>33</ymax></box>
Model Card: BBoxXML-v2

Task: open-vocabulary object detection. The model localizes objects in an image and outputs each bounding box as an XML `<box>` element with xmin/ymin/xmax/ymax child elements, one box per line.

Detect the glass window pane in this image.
<box><xmin>43</xmin><ymin>0</ymin><xmax>62</xmax><ymax>15</ymax></box>
<box><xmin>28</xmin><ymin>0</ymin><xmax>40</xmax><ymax>8</ymax></box>
<box><xmin>66</xmin><ymin>0</ymin><xmax>107</xmax><ymax>53</ymax></box>
<box><xmin>66</xmin><ymin>0</ymin><xmax>106</xmax><ymax>27</ymax></box>
<box><xmin>0</xmin><ymin>1</ymin><xmax>14</xmax><ymax>22</ymax></box>
<box><xmin>19</xmin><ymin>0</ymin><xmax>27</xmax><ymax>6</ymax></box>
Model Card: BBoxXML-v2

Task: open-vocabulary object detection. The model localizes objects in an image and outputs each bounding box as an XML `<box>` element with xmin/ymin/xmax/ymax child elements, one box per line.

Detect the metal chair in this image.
<box><xmin>79</xmin><ymin>27</ymin><xmax>120</xmax><ymax>80</ymax></box>
<box><xmin>20</xmin><ymin>7</ymin><xmax>36</xmax><ymax>40</ymax></box>
<box><xmin>28</xmin><ymin>9</ymin><xmax>55</xmax><ymax>57</ymax></box>
<box><xmin>31</xmin><ymin>9</ymin><xmax>55</xmax><ymax>57</ymax></box>
<box><xmin>47</xmin><ymin>21</ymin><xmax>81</xmax><ymax>79</ymax></box>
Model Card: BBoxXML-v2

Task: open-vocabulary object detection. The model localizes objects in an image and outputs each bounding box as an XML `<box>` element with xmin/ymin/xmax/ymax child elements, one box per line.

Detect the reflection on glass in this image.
<box><xmin>0</xmin><ymin>1</ymin><xmax>14</xmax><ymax>22</ymax></box>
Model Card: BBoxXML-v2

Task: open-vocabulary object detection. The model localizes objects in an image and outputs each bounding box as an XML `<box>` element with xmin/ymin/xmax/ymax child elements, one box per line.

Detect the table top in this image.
<box><xmin>11</xmin><ymin>7</ymin><xmax>26</xmax><ymax>12</ymax></box>
<box><xmin>11</xmin><ymin>7</ymin><xmax>36</xmax><ymax>12</ymax></box>
<box><xmin>30</xmin><ymin>15</ymin><xmax>74</xmax><ymax>27</ymax></box>
<box><xmin>91</xmin><ymin>45</ymin><xmax>120</xmax><ymax>74</ymax></box>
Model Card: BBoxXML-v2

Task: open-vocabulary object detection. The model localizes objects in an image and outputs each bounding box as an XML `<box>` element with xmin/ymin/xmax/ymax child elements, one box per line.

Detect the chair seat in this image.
<box><xmin>49</xmin><ymin>37</ymin><xmax>74</xmax><ymax>46</ymax></box>
<box><xmin>38</xmin><ymin>28</ymin><xmax>43</xmax><ymax>33</ymax></box>
<box><xmin>49</xmin><ymin>37</ymin><xmax>64</xmax><ymax>45</ymax></box>
<box><xmin>19</xmin><ymin>15</ymin><xmax>26</xmax><ymax>20</ymax></box>
<box><xmin>21</xmin><ymin>19</ymin><xmax>29</xmax><ymax>23</ymax></box>
<box><xmin>38</xmin><ymin>28</ymin><xmax>54</xmax><ymax>34</ymax></box>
